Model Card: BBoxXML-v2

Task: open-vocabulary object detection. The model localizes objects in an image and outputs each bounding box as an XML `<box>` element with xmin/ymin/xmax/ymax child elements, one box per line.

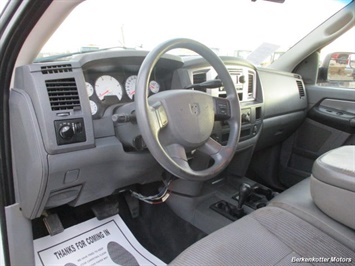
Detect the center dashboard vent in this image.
<box><xmin>45</xmin><ymin>78</ymin><xmax>81</xmax><ymax>111</ymax></box>
<box><xmin>229</xmin><ymin>68</ymin><xmax>243</xmax><ymax>77</ymax></box>
<box><xmin>296</xmin><ymin>80</ymin><xmax>305</xmax><ymax>98</ymax></box>
<box><xmin>248</xmin><ymin>71</ymin><xmax>255</xmax><ymax>98</ymax></box>
<box><xmin>41</xmin><ymin>64</ymin><xmax>73</xmax><ymax>74</ymax></box>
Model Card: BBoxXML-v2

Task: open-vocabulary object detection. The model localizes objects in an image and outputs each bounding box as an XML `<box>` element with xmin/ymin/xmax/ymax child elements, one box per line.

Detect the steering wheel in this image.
<box><xmin>135</xmin><ymin>38</ymin><xmax>240</xmax><ymax>181</ymax></box>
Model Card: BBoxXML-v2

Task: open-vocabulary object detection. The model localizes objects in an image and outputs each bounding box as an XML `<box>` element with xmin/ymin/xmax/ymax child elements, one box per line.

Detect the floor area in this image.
<box><xmin>31</xmin><ymin>174</ymin><xmax>279</xmax><ymax>263</ymax></box>
<box><xmin>32</xmin><ymin>182</ymin><xmax>206</xmax><ymax>263</ymax></box>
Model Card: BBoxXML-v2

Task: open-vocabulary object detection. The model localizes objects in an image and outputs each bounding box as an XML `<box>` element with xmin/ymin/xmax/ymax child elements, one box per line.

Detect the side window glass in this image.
<box><xmin>318</xmin><ymin>27</ymin><xmax>355</xmax><ymax>89</ymax></box>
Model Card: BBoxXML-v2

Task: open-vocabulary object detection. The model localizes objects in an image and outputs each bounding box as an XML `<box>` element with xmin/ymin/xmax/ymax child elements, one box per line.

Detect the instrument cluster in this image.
<box><xmin>84</xmin><ymin>73</ymin><xmax>162</xmax><ymax>117</ymax></box>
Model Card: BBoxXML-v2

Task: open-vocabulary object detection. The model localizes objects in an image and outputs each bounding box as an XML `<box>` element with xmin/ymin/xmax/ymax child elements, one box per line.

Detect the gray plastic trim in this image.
<box><xmin>320</xmin><ymin>99</ymin><xmax>355</xmax><ymax>114</ymax></box>
<box><xmin>34</xmin><ymin>137</ymin><xmax>163</xmax><ymax>215</ymax></box>
<box><xmin>306</xmin><ymin>85</ymin><xmax>355</xmax><ymax>110</ymax></box>
<box><xmin>256</xmin><ymin>111</ymin><xmax>306</xmax><ymax>150</ymax></box>
<box><xmin>77</xmin><ymin>50</ymin><xmax>183</xmax><ymax>68</ymax></box>
<box><xmin>10</xmin><ymin>89</ymin><xmax>48</xmax><ymax>218</ymax></box>
<box><xmin>10</xmin><ymin>86</ymin><xmax>163</xmax><ymax>218</ymax></box>
<box><xmin>257</xmin><ymin>69</ymin><xmax>307</xmax><ymax>119</ymax></box>
<box><xmin>14</xmin><ymin>62</ymin><xmax>95</xmax><ymax>155</ymax></box>
<box><xmin>5</xmin><ymin>204</ymin><xmax>35</xmax><ymax>265</ymax></box>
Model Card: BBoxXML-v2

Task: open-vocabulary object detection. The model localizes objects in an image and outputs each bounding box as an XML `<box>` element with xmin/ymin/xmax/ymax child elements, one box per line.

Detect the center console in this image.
<box><xmin>211</xmin><ymin>182</ymin><xmax>277</xmax><ymax>221</ymax></box>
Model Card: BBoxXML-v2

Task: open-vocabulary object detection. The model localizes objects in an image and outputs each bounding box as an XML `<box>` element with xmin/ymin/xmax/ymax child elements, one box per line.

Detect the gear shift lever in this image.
<box><xmin>232</xmin><ymin>183</ymin><xmax>252</xmax><ymax>219</ymax></box>
<box><xmin>237</xmin><ymin>183</ymin><xmax>252</xmax><ymax>209</ymax></box>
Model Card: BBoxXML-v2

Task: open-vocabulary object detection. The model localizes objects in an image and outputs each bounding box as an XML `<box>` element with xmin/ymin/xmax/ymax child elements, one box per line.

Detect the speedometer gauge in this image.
<box><xmin>95</xmin><ymin>75</ymin><xmax>123</xmax><ymax>101</ymax></box>
<box><xmin>125</xmin><ymin>75</ymin><xmax>137</xmax><ymax>99</ymax></box>
<box><xmin>149</xmin><ymin>80</ymin><xmax>160</xmax><ymax>93</ymax></box>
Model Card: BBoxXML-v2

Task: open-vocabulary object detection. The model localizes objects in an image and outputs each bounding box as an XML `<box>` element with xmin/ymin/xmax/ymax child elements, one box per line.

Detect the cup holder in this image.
<box><xmin>232</xmin><ymin>183</ymin><xmax>276</xmax><ymax>210</ymax></box>
<box><xmin>210</xmin><ymin>200</ymin><xmax>243</xmax><ymax>221</ymax></box>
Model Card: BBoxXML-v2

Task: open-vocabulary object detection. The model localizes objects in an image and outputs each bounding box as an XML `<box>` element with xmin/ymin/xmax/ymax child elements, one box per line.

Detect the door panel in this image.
<box><xmin>306</xmin><ymin>85</ymin><xmax>355</xmax><ymax>109</ymax></box>
<box><xmin>278</xmin><ymin>85</ymin><xmax>355</xmax><ymax>187</ymax></box>
<box><xmin>308</xmin><ymin>99</ymin><xmax>355</xmax><ymax>134</ymax></box>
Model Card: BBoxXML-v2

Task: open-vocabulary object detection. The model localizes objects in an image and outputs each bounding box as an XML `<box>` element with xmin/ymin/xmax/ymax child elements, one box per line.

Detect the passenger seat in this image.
<box><xmin>170</xmin><ymin>146</ymin><xmax>355</xmax><ymax>265</ymax></box>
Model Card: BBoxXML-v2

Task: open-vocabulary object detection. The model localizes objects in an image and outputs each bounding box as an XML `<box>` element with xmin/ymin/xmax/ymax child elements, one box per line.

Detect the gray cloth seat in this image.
<box><xmin>170</xmin><ymin>146</ymin><xmax>355</xmax><ymax>265</ymax></box>
<box><xmin>269</xmin><ymin>179</ymin><xmax>355</xmax><ymax>251</ymax></box>
<box><xmin>170</xmin><ymin>206</ymin><xmax>355</xmax><ymax>265</ymax></box>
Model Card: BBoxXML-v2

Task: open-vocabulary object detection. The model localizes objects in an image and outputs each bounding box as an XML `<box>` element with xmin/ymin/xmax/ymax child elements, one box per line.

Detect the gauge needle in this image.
<box><xmin>100</xmin><ymin>89</ymin><xmax>110</xmax><ymax>97</ymax></box>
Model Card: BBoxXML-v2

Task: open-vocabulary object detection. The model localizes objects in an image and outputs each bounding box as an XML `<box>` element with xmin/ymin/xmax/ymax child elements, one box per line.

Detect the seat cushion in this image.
<box><xmin>310</xmin><ymin>145</ymin><xmax>355</xmax><ymax>229</ymax></box>
<box><xmin>312</xmin><ymin>145</ymin><xmax>355</xmax><ymax>191</ymax></box>
<box><xmin>170</xmin><ymin>206</ymin><xmax>355</xmax><ymax>265</ymax></box>
<box><xmin>270</xmin><ymin>178</ymin><xmax>355</xmax><ymax>251</ymax></box>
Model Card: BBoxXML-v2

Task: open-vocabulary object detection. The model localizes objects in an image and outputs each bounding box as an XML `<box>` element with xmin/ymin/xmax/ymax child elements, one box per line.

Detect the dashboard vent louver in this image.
<box><xmin>229</xmin><ymin>68</ymin><xmax>243</xmax><ymax>76</ymax></box>
<box><xmin>229</xmin><ymin>68</ymin><xmax>243</xmax><ymax>86</ymax></box>
<box><xmin>296</xmin><ymin>80</ymin><xmax>305</xmax><ymax>98</ymax></box>
<box><xmin>46</xmin><ymin>78</ymin><xmax>81</xmax><ymax>111</ymax></box>
<box><xmin>41</xmin><ymin>64</ymin><xmax>73</xmax><ymax>74</ymax></box>
<box><xmin>193</xmin><ymin>73</ymin><xmax>207</xmax><ymax>84</ymax></box>
<box><xmin>248</xmin><ymin>72</ymin><xmax>254</xmax><ymax>96</ymax></box>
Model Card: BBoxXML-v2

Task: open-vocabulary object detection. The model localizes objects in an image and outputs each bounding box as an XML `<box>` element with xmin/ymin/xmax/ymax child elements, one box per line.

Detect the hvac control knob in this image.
<box><xmin>59</xmin><ymin>125</ymin><xmax>74</xmax><ymax>139</ymax></box>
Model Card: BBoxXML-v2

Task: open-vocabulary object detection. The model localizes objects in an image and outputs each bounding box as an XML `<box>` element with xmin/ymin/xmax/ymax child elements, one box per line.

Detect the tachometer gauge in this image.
<box><xmin>89</xmin><ymin>100</ymin><xmax>98</xmax><ymax>115</ymax></box>
<box><xmin>125</xmin><ymin>75</ymin><xmax>137</xmax><ymax>99</ymax></box>
<box><xmin>95</xmin><ymin>75</ymin><xmax>123</xmax><ymax>101</ymax></box>
<box><xmin>86</xmin><ymin>82</ymin><xmax>94</xmax><ymax>97</ymax></box>
<box><xmin>149</xmin><ymin>80</ymin><xmax>160</xmax><ymax>93</ymax></box>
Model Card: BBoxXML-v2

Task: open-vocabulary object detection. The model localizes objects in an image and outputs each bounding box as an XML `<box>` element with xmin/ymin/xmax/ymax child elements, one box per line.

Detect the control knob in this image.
<box><xmin>59</xmin><ymin>125</ymin><xmax>75</xmax><ymax>139</ymax></box>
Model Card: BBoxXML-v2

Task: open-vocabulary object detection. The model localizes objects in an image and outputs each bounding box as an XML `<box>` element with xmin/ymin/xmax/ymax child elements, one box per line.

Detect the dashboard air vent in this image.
<box><xmin>46</xmin><ymin>78</ymin><xmax>81</xmax><ymax>111</ymax></box>
<box><xmin>248</xmin><ymin>72</ymin><xmax>254</xmax><ymax>96</ymax></box>
<box><xmin>41</xmin><ymin>64</ymin><xmax>73</xmax><ymax>74</ymax></box>
<box><xmin>229</xmin><ymin>68</ymin><xmax>243</xmax><ymax>76</ymax></box>
<box><xmin>193</xmin><ymin>73</ymin><xmax>206</xmax><ymax>84</ymax></box>
<box><xmin>296</xmin><ymin>80</ymin><xmax>305</xmax><ymax>98</ymax></box>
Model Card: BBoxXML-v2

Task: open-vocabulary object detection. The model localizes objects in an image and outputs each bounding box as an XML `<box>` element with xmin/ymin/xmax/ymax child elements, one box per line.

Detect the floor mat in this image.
<box><xmin>33</xmin><ymin>214</ymin><xmax>165</xmax><ymax>266</ymax></box>
<box><xmin>118</xmin><ymin>189</ymin><xmax>207</xmax><ymax>263</ymax></box>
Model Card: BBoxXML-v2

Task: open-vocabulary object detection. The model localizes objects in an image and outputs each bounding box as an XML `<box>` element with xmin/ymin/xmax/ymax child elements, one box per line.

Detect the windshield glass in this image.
<box><xmin>38</xmin><ymin>0</ymin><xmax>352</xmax><ymax>66</ymax></box>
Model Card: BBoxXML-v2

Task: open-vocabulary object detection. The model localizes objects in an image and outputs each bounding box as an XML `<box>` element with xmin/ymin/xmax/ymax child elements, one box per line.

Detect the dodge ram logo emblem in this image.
<box><xmin>189</xmin><ymin>103</ymin><xmax>200</xmax><ymax>116</ymax></box>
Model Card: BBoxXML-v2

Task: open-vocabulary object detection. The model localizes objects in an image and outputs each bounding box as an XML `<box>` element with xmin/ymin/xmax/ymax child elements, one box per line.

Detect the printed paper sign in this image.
<box><xmin>34</xmin><ymin>215</ymin><xmax>165</xmax><ymax>266</ymax></box>
<box><xmin>247</xmin><ymin>42</ymin><xmax>280</xmax><ymax>65</ymax></box>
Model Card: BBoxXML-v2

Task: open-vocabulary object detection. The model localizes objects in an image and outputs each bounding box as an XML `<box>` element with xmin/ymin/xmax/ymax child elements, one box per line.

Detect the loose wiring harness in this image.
<box><xmin>130</xmin><ymin>175</ymin><xmax>174</xmax><ymax>204</ymax></box>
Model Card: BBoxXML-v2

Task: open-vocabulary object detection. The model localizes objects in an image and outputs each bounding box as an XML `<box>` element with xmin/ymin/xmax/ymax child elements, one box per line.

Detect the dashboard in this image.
<box><xmin>10</xmin><ymin>49</ymin><xmax>307</xmax><ymax>219</ymax></box>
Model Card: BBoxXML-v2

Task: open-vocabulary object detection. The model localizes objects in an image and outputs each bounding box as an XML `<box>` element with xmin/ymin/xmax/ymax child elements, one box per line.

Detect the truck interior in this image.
<box><xmin>0</xmin><ymin>0</ymin><xmax>354</xmax><ymax>265</ymax></box>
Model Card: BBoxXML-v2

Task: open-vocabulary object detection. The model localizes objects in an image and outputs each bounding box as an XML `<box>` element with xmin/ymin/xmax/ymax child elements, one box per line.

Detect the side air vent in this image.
<box><xmin>248</xmin><ymin>72</ymin><xmax>254</xmax><ymax>96</ymax></box>
<box><xmin>41</xmin><ymin>64</ymin><xmax>73</xmax><ymax>74</ymax></box>
<box><xmin>193</xmin><ymin>73</ymin><xmax>207</xmax><ymax>84</ymax></box>
<box><xmin>46</xmin><ymin>78</ymin><xmax>81</xmax><ymax>111</ymax></box>
<box><xmin>296</xmin><ymin>80</ymin><xmax>305</xmax><ymax>98</ymax></box>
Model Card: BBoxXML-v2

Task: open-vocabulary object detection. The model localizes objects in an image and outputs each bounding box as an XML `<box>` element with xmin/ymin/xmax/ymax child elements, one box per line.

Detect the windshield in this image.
<box><xmin>38</xmin><ymin>0</ymin><xmax>352</xmax><ymax>65</ymax></box>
